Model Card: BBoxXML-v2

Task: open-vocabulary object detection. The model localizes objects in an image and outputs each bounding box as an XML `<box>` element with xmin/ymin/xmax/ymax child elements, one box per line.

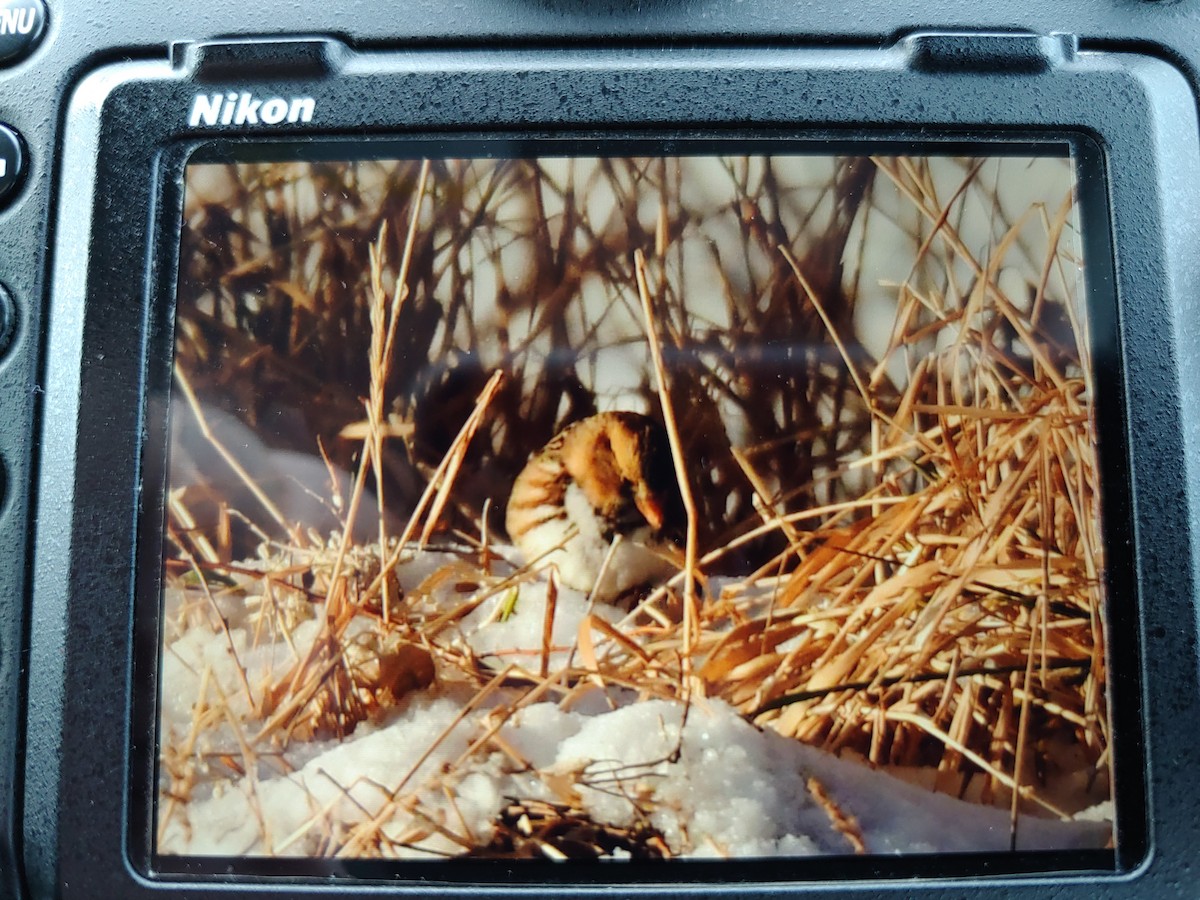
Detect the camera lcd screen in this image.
<box><xmin>151</xmin><ymin>144</ymin><xmax>1121</xmax><ymax>873</ymax></box>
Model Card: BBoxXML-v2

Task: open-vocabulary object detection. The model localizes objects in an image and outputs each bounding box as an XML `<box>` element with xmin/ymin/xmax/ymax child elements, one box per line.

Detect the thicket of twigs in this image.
<box><xmin>161</xmin><ymin>151</ymin><xmax>1109</xmax><ymax>856</ymax></box>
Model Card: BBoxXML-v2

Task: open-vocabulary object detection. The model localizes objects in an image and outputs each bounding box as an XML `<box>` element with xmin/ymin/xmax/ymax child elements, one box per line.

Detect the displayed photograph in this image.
<box><xmin>154</xmin><ymin>147</ymin><xmax>1115</xmax><ymax>864</ymax></box>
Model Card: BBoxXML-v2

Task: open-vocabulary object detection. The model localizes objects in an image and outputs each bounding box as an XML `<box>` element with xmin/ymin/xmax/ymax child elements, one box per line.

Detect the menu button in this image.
<box><xmin>0</xmin><ymin>0</ymin><xmax>46</xmax><ymax>66</ymax></box>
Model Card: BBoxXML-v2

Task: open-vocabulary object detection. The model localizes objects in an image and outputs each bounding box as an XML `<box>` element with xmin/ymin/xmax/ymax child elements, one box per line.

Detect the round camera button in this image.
<box><xmin>0</xmin><ymin>0</ymin><xmax>47</xmax><ymax>67</ymax></box>
<box><xmin>0</xmin><ymin>124</ymin><xmax>25</xmax><ymax>205</ymax></box>
<box><xmin>0</xmin><ymin>283</ymin><xmax>14</xmax><ymax>358</ymax></box>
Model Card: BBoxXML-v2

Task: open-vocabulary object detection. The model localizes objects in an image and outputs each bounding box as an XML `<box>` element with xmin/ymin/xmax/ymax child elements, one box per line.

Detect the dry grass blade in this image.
<box><xmin>174</xmin><ymin>368</ymin><xmax>299</xmax><ymax>544</ymax></box>
<box><xmin>635</xmin><ymin>248</ymin><xmax>700</xmax><ymax>692</ymax></box>
<box><xmin>807</xmin><ymin>776</ymin><xmax>868</xmax><ymax>854</ymax></box>
<box><xmin>417</xmin><ymin>370</ymin><xmax>505</xmax><ymax>549</ymax></box>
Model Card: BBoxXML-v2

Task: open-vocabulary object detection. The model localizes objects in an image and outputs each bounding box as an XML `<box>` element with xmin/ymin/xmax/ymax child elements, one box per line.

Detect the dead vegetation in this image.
<box><xmin>159</xmin><ymin>150</ymin><xmax>1109</xmax><ymax>857</ymax></box>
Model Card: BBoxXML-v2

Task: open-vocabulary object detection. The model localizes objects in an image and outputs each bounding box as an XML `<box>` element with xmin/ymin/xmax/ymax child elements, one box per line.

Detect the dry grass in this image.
<box><xmin>159</xmin><ymin>151</ymin><xmax>1108</xmax><ymax>857</ymax></box>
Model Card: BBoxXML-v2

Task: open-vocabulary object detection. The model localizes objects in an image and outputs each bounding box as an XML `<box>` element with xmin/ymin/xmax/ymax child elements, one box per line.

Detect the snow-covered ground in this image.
<box><xmin>157</xmin><ymin>545</ymin><xmax>1112</xmax><ymax>860</ymax></box>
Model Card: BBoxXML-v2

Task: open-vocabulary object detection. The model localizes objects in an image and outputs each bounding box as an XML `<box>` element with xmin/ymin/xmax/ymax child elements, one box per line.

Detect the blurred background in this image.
<box><xmin>173</xmin><ymin>151</ymin><xmax>1086</xmax><ymax>565</ymax></box>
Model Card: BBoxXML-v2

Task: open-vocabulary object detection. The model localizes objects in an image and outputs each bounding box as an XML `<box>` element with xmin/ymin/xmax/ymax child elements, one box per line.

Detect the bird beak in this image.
<box><xmin>634</xmin><ymin>491</ymin><xmax>665</xmax><ymax>531</ymax></box>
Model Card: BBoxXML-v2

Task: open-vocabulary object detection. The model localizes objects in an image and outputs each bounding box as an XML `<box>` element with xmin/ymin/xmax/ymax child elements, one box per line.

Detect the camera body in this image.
<box><xmin>3</xmin><ymin>1</ymin><xmax>1200</xmax><ymax>898</ymax></box>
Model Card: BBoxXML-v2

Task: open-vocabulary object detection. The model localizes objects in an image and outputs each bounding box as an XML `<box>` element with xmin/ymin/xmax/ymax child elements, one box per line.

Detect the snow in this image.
<box><xmin>160</xmin><ymin>690</ymin><xmax>1108</xmax><ymax>859</ymax></box>
<box><xmin>157</xmin><ymin>544</ymin><xmax>1112</xmax><ymax>861</ymax></box>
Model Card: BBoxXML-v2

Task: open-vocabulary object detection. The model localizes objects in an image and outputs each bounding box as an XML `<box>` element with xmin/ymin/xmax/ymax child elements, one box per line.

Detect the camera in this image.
<box><xmin>2</xmin><ymin>1</ymin><xmax>1199</xmax><ymax>897</ymax></box>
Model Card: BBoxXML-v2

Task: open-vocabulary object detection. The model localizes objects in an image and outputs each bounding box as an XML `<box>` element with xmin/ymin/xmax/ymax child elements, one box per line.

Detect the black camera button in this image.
<box><xmin>0</xmin><ymin>0</ymin><xmax>47</xmax><ymax>67</ymax></box>
<box><xmin>0</xmin><ymin>123</ymin><xmax>25</xmax><ymax>205</ymax></box>
<box><xmin>0</xmin><ymin>283</ymin><xmax>14</xmax><ymax>359</ymax></box>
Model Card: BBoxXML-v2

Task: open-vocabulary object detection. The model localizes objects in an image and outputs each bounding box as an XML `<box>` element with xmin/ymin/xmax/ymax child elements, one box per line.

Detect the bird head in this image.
<box><xmin>598</xmin><ymin>412</ymin><xmax>681</xmax><ymax>535</ymax></box>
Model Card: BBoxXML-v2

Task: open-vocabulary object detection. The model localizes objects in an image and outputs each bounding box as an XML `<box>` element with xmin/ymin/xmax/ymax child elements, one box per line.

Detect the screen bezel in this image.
<box><xmin>31</xmin><ymin>40</ymin><xmax>1200</xmax><ymax>898</ymax></box>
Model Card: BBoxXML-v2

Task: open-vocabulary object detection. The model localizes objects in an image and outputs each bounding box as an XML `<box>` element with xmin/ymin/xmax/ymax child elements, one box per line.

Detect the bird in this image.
<box><xmin>505</xmin><ymin>411</ymin><xmax>683</xmax><ymax>602</ymax></box>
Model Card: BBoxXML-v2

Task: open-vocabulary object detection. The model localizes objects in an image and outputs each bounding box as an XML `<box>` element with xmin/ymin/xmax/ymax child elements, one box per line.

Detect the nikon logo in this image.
<box><xmin>189</xmin><ymin>93</ymin><xmax>316</xmax><ymax>127</ymax></box>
